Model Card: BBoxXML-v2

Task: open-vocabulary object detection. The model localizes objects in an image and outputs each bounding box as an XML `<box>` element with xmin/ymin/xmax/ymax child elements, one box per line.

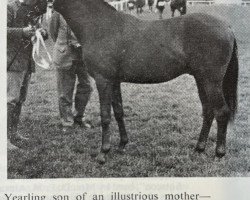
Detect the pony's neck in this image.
<box><xmin>57</xmin><ymin>0</ymin><xmax>124</xmax><ymax>43</ymax></box>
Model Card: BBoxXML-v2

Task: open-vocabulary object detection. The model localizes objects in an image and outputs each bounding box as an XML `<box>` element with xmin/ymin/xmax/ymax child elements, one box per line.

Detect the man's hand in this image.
<box><xmin>22</xmin><ymin>26</ymin><xmax>36</xmax><ymax>38</ymax></box>
<box><xmin>39</xmin><ymin>28</ymin><xmax>49</xmax><ymax>40</ymax></box>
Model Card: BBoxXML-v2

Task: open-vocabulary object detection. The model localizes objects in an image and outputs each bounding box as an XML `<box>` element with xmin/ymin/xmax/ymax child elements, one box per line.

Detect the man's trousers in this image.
<box><xmin>56</xmin><ymin>60</ymin><xmax>92</xmax><ymax>127</ymax></box>
<box><xmin>7</xmin><ymin>70</ymin><xmax>31</xmax><ymax>135</ymax></box>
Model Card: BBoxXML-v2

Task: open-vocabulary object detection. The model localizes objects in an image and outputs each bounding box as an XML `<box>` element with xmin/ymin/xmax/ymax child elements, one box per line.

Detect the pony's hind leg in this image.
<box><xmin>95</xmin><ymin>74</ymin><xmax>113</xmax><ymax>164</ymax></box>
<box><xmin>111</xmin><ymin>82</ymin><xmax>128</xmax><ymax>152</ymax></box>
<box><xmin>215</xmin><ymin>106</ymin><xmax>230</xmax><ymax>157</ymax></box>
<box><xmin>195</xmin><ymin>79</ymin><xmax>214</xmax><ymax>152</ymax></box>
<box><xmin>204</xmin><ymin>81</ymin><xmax>231</xmax><ymax>157</ymax></box>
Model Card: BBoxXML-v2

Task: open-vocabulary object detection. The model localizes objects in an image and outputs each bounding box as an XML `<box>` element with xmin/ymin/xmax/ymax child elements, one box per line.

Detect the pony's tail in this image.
<box><xmin>223</xmin><ymin>39</ymin><xmax>239</xmax><ymax>121</ymax></box>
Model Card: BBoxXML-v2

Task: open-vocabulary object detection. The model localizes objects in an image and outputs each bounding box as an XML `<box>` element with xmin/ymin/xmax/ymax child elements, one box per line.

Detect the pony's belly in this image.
<box><xmin>120</xmin><ymin>61</ymin><xmax>186</xmax><ymax>84</ymax></box>
<box><xmin>121</xmin><ymin>75</ymin><xmax>179</xmax><ymax>84</ymax></box>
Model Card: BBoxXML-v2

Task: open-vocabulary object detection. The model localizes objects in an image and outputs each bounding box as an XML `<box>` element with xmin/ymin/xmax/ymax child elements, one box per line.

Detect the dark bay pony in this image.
<box><xmin>170</xmin><ymin>0</ymin><xmax>187</xmax><ymax>17</ymax></box>
<box><xmin>46</xmin><ymin>0</ymin><xmax>238</xmax><ymax>163</ymax></box>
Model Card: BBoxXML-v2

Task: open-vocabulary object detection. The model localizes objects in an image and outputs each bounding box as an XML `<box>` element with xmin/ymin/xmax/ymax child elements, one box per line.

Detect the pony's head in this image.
<box><xmin>19</xmin><ymin>0</ymin><xmax>48</xmax><ymax>25</ymax></box>
<box><xmin>53</xmin><ymin>0</ymin><xmax>72</xmax><ymax>13</ymax></box>
<box><xmin>24</xmin><ymin>0</ymin><xmax>48</xmax><ymax>16</ymax></box>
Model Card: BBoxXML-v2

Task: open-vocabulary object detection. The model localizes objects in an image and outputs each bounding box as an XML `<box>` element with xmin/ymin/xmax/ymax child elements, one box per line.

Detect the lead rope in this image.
<box><xmin>32</xmin><ymin>29</ymin><xmax>52</xmax><ymax>69</ymax></box>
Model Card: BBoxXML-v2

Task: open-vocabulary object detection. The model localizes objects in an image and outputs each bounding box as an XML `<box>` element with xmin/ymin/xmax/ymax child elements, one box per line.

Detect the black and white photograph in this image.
<box><xmin>4</xmin><ymin>0</ymin><xmax>250</xmax><ymax>180</ymax></box>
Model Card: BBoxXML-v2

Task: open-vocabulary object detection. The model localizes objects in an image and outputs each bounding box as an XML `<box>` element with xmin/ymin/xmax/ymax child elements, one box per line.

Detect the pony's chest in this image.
<box><xmin>82</xmin><ymin>43</ymin><xmax>119</xmax><ymax>77</ymax></box>
<box><xmin>83</xmin><ymin>46</ymin><xmax>114</xmax><ymax>65</ymax></box>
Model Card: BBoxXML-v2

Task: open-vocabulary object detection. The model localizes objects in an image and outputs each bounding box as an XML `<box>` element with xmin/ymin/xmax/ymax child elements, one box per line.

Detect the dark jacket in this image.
<box><xmin>7</xmin><ymin>0</ymin><xmax>35</xmax><ymax>72</ymax></box>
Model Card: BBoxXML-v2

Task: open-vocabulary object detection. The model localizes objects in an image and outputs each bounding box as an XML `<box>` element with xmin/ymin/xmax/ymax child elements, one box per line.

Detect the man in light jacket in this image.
<box><xmin>49</xmin><ymin>11</ymin><xmax>92</xmax><ymax>131</ymax></box>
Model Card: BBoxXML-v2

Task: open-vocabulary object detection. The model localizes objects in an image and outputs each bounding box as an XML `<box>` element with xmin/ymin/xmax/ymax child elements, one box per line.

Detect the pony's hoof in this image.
<box><xmin>118</xmin><ymin>141</ymin><xmax>127</xmax><ymax>154</ymax></box>
<box><xmin>216</xmin><ymin>147</ymin><xmax>226</xmax><ymax>158</ymax></box>
<box><xmin>96</xmin><ymin>153</ymin><xmax>106</xmax><ymax>164</ymax></box>
<box><xmin>101</xmin><ymin>144</ymin><xmax>111</xmax><ymax>153</ymax></box>
<box><xmin>195</xmin><ymin>142</ymin><xmax>206</xmax><ymax>153</ymax></box>
<box><xmin>117</xmin><ymin>146</ymin><xmax>126</xmax><ymax>154</ymax></box>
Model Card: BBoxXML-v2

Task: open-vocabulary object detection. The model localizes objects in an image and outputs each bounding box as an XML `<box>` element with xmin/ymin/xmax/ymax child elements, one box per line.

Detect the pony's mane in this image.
<box><xmin>83</xmin><ymin>0</ymin><xmax>117</xmax><ymax>11</ymax></box>
<box><xmin>102</xmin><ymin>0</ymin><xmax>117</xmax><ymax>11</ymax></box>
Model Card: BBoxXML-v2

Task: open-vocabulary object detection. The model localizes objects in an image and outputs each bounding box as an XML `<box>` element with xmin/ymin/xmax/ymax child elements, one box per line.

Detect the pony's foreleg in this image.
<box><xmin>111</xmin><ymin>82</ymin><xmax>128</xmax><ymax>152</ymax></box>
<box><xmin>195</xmin><ymin>79</ymin><xmax>214</xmax><ymax>152</ymax></box>
<box><xmin>95</xmin><ymin>74</ymin><xmax>113</xmax><ymax>164</ymax></box>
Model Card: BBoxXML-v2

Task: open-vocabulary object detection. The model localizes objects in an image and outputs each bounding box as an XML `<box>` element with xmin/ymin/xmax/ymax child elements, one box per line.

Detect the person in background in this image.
<box><xmin>127</xmin><ymin>0</ymin><xmax>136</xmax><ymax>13</ymax></box>
<box><xmin>156</xmin><ymin>0</ymin><xmax>166</xmax><ymax>19</ymax></box>
<box><xmin>49</xmin><ymin>11</ymin><xmax>92</xmax><ymax>132</ymax></box>
<box><xmin>148</xmin><ymin>0</ymin><xmax>154</xmax><ymax>12</ymax></box>
<box><xmin>7</xmin><ymin>0</ymin><xmax>48</xmax><ymax>150</ymax></box>
<box><xmin>135</xmin><ymin>0</ymin><xmax>145</xmax><ymax>14</ymax></box>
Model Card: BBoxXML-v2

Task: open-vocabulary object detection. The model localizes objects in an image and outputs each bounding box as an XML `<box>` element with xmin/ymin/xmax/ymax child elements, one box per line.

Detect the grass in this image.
<box><xmin>8</xmin><ymin>4</ymin><xmax>250</xmax><ymax>178</ymax></box>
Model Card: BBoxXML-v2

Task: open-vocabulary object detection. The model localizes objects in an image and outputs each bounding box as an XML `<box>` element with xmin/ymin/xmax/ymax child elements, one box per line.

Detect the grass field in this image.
<box><xmin>8</xmin><ymin>4</ymin><xmax>250</xmax><ymax>178</ymax></box>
